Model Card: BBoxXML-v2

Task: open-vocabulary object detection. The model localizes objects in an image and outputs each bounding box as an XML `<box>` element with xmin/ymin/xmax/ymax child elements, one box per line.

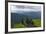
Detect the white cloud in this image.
<box><xmin>11</xmin><ymin>5</ymin><xmax>41</xmax><ymax>13</ymax></box>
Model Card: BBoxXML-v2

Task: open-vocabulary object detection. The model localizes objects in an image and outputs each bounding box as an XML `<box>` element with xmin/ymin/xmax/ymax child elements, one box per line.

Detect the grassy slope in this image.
<box><xmin>11</xmin><ymin>19</ymin><xmax>41</xmax><ymax>28</ymax></box>
<box><xmin>11</xmin><ymin>23</ymin><xmax>26</xmax><ymax>28</ymax></box>
<box><xmin>32</xmin><ymin>19</ymin><xmax>41</xmax><ymax>27</ymax></box>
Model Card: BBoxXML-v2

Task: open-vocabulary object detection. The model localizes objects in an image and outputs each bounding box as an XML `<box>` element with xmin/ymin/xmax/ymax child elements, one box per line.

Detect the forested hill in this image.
<box><xmin>11</xmin><ymin>11</ymin><xmax>41</xmax><ymax>23</ymax></box>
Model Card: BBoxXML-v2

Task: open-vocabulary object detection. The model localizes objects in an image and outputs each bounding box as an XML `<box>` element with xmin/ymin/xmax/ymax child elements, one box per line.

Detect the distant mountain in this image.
<box><xmin>23</xmin><ymin>11</ymin><xmax>41</xmax><ymax>19</ymax></box>
<box><xmin>11</xmin><ymin>11</ymin><xmax>41</xmax><ymax>23</ymax></box>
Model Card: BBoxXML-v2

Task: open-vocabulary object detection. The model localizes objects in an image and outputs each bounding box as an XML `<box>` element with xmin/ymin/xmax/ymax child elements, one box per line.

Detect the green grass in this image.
<box><xmin>11</xmin><ymin>19</ymin><xmax>41</xmax><ymax>28</ymax></box>
<box><xmin>11</xmin><ymin>23</ymin><xmax>26</xmax><ymax>28</ymax></box>
<box><xmin>15</xmin><ymin>23</ymin><xmax>25</xmax><ymax>28</ymax></box>
<box><xmin>32</xmin><ymin>19</ymin><xmax>41</xmax><ymax>27</ymax></box>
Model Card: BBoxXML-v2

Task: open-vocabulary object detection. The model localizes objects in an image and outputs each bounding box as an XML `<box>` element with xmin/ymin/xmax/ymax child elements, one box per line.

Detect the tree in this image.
<box><xmin>21</xmin><ymin>18</ymin><xmax>24</xmax><ymax>25</ymax></box>
<box><xmin>26</xmin><ymin>17</ymin><xmax>29</xmax><ymax>24</ymax></box>
<box><xmin>26</xmin><ymin>17</ymin><xmax>34</xmax><ymax>27</ymax></box>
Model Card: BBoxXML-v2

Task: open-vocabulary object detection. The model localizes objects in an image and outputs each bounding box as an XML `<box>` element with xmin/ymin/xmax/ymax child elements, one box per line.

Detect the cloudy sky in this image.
<box><xmin>11</xmin><ymin>5</ymin><xmax>41</xmax><ymax>13</ymax></box>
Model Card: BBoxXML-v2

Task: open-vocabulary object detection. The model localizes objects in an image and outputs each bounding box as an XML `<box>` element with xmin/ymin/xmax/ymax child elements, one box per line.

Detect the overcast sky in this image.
<box><xmin>11</xmin><ymin>5</ymin><xmax>41</xmax><ymax>13</ymax></box>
